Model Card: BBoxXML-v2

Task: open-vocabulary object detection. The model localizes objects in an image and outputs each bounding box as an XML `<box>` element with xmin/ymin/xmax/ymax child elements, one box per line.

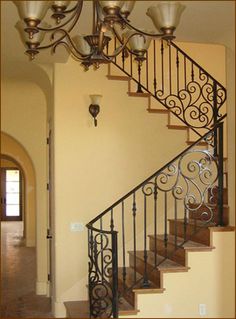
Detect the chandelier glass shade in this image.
<box><xmin>13</xmin><ymin>0</ymin><xmax>185</xmax><ymax>69</ymax></box>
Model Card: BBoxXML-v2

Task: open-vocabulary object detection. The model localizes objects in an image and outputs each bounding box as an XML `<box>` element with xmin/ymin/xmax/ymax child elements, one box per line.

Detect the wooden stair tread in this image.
<box><xmin>149</xmin><ymin>234</ymin><xmax>212</xmax><ymax>250</ymax></box>
<box><xmin>167</xmin><ymin>124</ymin><xmax>187</xmax><ymax>130</ymax></box>
<box><xmin>64</xmin><ymin>300</ymin><xmax>89</xmax><ymax>318</ymax></box>
<box><xmin>118</xmin><ymin>267</ymin><xmax>160</xmax><ymax>291</ymax></box>
<box><xmin>129</xmin><ymin>250</ymin><xmax>188</xmax><ymax>272</ymax></box>
<box><xmin>128</xmin><ymin>92</ymin><xmax>150</xmax><ymax>97</ymax></box>
<box><xmin>189</xmin><ymin>203</ymin><xmax>228</xmax><ymax>208</ymax></box>
<box><xmin>64</xmin><ymin>298</ymin><xmax>138</xmax><ymax>317</ymax></box>
<box><xmin>148</xmin><ymin>108</ymin><xmax>169</xmax><ymax>114</ymax></box>
<box><xmin>119</xmin><ymin>297</ymin><xmax>138</xmax><ymax>314</ymax></box>
<box><xmin>186</xmin><ymin>140</ymin><xmax>208</xmax><ymax>146</ymax></box>
<box><xmin>168</xmin><ymin>218</ymin><xmax>215</xmax><ymax>227</ymax></box>
<box><xmin>107</xmin><ymin>74</ymin><xmax>130</xmax><ymax>81</ymax></box>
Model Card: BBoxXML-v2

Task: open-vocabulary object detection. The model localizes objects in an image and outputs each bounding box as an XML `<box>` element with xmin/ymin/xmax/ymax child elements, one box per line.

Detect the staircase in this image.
<box><xmin>65</xmin><ymin>40</ymin><xmax>231</xmax><ymax>318</ymax></box>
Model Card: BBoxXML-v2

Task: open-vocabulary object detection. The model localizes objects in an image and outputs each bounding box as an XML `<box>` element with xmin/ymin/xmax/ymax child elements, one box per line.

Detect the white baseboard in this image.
<box><xmin>36</xmin><ymin>281</ymin><xmax>48</xmax><ymax>295</ymax></box>
<box><xmin>26</xmin><ymin>238</ymin><xmax>35</xmax><ymax>247</ymax></box>
<box><xmin>52</xmin><ymin>301</ymin><xmax>66</xmax><ymax>318</ymax></box>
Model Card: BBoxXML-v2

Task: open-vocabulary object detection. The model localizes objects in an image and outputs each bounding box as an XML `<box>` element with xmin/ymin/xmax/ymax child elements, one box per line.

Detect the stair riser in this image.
<box><xmin>189</xmin><ymin>205</ymin><xmax>229</xmax><ymax>225</ymax></box>
<box><xmin>169</xmin><ymin>221</ymin><xmax>210</xmax><ymax>246</ymax></box>
<box><xmin>149</xmin><ymin>237</ymin><xmax>185</xmax><ymax>266</ymax></box>
<box><xmin>117</xmin><ymin>280</ymin><xmax>135</xmax><ymax>307</ymax></box>
<box><xmin>208</xmin><ymin>188</ymin><xmax>228</xmax><ymax>205</ymax></box>
<box><xmin>129</xmin><ymin>254</ymin><xmax>161</xmax><ymax>286</ymax></box>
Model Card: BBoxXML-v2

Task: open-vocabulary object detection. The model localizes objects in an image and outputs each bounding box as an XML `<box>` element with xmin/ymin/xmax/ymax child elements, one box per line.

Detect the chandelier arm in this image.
<box><xmin>61</xmin><ymin>1</ymin><xmax>82</xmax><ymax>14</ymax></box>
<box><xmin>38</xmin><ymin>29</ymin><xmax>93</xmax><ymax>59</ymax></box>
<box><xmin>100</xmin><ymin>32</ymin><xmax>147</xmax><ymax>59</ymax></box>
<box><xmin>119</xmin><ymin>15</ymin><xmax>164</xmax><ymax>38</ymax></box>
<box><xmin>37</xmin><ymin>1</ymin><xmax>83</xmax><ymax>32</ymax></box>
<box><xmin>37</xmin><ymin>7</ymin><xmax>84</xmax><ymax>51</ymax></box>
<box><xmin>52</xmin><ymin>40</ymin><xmax>92</xmax><ymax>61</ymax></box>
<box><xmin>112</xmin><ymin>25</ymin><xmax>125</xmax><ymax>46</ymax></box>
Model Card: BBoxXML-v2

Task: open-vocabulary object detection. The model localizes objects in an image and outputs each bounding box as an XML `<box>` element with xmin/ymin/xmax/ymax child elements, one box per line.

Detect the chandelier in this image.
<box><xmin>14</xmin><ymin>1</ymin><xmax>185</xmax><ymax>70</ymax></box>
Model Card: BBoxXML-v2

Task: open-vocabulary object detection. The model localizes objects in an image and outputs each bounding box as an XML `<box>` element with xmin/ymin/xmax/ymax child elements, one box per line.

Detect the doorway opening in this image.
<box><xmin>1</xmin><ymin>168</ymin><xmax>23</xmax><ymax>222</ymax></box>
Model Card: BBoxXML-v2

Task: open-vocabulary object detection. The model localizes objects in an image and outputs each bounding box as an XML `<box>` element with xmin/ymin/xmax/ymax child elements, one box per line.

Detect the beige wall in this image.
<box><xmin>120</xmin><ymin>230</ymin><xmax>235</xmax><ymax>318</ymax></box>
<box><xmin>52</xmin><ymin>41</ymin><xmax>230</xmax><ymax>316</ymax></box>
<box><xmin>52</xmin><ymin>59</ymin><xmax>188</xmax><ymax>316</ymax></box>
<box><xmin>1</xmin><ymin>78</ymin><xmax>49</xmax><ymax>295</ymax></box>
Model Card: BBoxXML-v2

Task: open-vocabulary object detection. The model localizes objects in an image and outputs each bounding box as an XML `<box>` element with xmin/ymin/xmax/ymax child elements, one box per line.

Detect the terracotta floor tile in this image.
<box><xmin>1</xmin><ymin>222</ymin><xmax>53</xmax><ymax>318</ymax></box>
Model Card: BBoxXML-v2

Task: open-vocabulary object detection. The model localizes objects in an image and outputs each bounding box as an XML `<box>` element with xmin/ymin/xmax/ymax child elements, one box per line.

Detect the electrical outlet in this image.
<box><xmin>199</xmin><ymin>304</ymin><xmax>207</xmax><ymax>316</ymax></box>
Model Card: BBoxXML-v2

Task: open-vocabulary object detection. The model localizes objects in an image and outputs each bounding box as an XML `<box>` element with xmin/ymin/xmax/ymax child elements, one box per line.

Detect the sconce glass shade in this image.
<box><xmin>124</xmin><ymin>30</ymin><xmax>153</xmax><ymax>52</ymax></box>
<box><xmin>13</xmin><ymin>1</ymin><xmax>53</xmax><ymax>21</ymax></box>
<box><xmin>73</xmin><ymin>35</ymin><xmax>92</xmax><ymax>56</ymax></box>
<box><xmin>15</xmin><ymin>20</ymin><xmax>51</xmax><ymax>44</ymax></box>
<box><xmin>120</xmin><ymin>1</ymin><xmax>136</xmax><ymax>16</ymax></box>
<box><xmin>90</xmin><ymin>94</ymin><xmax>102</xmax><ymax>105</ymax></box>
<box><xmin>99</xmin><ymin>1</ymin><xmax>125</xmax><ymax>10</ymax></box>
<box><xmin>146</xmin><ymin>1</ymin><xmax>185</xmax><ymax>31</ymax></box>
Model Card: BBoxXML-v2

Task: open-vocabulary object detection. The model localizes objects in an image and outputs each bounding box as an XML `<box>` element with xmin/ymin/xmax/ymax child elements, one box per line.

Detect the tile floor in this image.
<box><xmin>1</xmin><ymin>221</ymin><xmax>53</xmax><ymax>318</ymax></box>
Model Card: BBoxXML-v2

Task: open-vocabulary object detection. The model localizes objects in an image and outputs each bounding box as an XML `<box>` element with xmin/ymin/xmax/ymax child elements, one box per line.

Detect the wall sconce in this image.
<box><xmin>89</xmin><ymin>94</ymin><xmax>102</xmax><ymax>127</ymax></box>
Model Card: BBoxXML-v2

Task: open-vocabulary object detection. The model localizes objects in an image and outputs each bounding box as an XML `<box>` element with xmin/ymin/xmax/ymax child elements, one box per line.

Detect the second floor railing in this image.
<box><xmin>109</xmin><ymin>40</ymin><xmax>226</xmax><ymax>138</ymax></box>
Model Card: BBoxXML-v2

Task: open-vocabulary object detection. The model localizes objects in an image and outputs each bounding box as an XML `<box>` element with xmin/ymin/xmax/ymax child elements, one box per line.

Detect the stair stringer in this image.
<box><xmin>119</xmin><ymin>227</ymin><xmax>235</xmax><ymax>319</ymax></box>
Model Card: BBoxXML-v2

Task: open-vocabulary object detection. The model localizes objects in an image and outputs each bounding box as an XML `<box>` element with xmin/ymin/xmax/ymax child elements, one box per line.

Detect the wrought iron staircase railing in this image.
<box><xmin>87</xmin><ymin>40</ymin><xmax>227</xmax><ymax>318</ymax></box>
<box><xmin>87</xmin><ymin>120</ymin><xmax>226</xmax><ymax>318</ymax></box>
<box><xmin>110</xmin><ymin>40</ymin><xmax>226</xmax><ymax>138</ymax></box>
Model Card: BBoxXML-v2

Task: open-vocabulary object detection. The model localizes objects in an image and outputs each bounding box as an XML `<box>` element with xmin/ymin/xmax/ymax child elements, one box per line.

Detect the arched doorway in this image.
<box><xmin>1</xmin><ymin>132</ymin><xmax>36</xmax><ymax>247</ymax></box>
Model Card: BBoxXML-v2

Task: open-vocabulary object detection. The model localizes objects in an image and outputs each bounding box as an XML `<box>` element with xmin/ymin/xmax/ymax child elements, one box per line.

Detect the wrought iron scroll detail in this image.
<box><xmin>110</xmin><ymin>40</ymin><xmax>226</xmax><ymax>135</ymax></box>
<box><xmin>88</xmin><ymin>230</ymin><xmax>114</xmax><ymax>318</ymax></box>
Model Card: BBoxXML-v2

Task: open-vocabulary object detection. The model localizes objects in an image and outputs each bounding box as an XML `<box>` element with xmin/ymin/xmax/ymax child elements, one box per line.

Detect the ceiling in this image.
<box><xmin>1</xmin><ymin>1</ymin><xmax>235</xmax><ymax>79</ymax></box>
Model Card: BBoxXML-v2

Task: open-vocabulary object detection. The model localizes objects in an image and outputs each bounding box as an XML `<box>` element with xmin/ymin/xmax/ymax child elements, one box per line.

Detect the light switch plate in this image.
<box><xmin>70</xmin><ymin>222</ymin><xmax>84</xmax><ymax>232</ymax></box>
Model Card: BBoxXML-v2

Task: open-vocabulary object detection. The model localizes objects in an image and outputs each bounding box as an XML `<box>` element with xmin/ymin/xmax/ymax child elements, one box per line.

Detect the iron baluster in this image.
<box><xmin>111</xmin><ymin>231</ymin><xmax>118</xmax><ymax>318</ymax></box>
<box><xmin>100</xmin><ymin>218</ymin><xmax>104</xmax><ymax>283</ymax></box>
<box><xmin>122</xmin><ymin>48</ymin><xmax>125</xmax><ymax>70</ymax></box>
<box><xmin>106</xmin><ymin>41</ymin><xmax>109</xmax><ymax>55</ymax></box>
<box><xmin>184</xmin><ymin>56</ymin><xmax>187</xmax><ymax>90</ymax></box>
<box><xmin>114</xmin><ymin>37</ymin><xmax>117</xmax><ymax>64</ymax></box>
<box><xmin>142</xmin><ymin>194</ymin><xmax>150</xmax><ymax>287</ymax></box>
<box><xmin>136</xmin><ymin>60</ymin><xmax>143</xmax><ymax>93</ymax></box>
<box><xmin>174</xmin><ymin>198</ymin><xmax>178</xmax><ymax>248</ymax></box>
<box><xmin>146</xmin><ymin>50</ymin><xmax>149</xmax><ymax>90</ymax></box>
<box><xmin>191</xmin><ymin>62</ymin><xmax>194</xmax><ymax>81</ymax></box>
<box><xmin>176</xmin><ymin>49</ymin><xmax>179</xmax><ymax>94</ymax></box>
<box><xmin>110</xmin><ymin>209</ymin><xmax>114</xmax><ymax>231</ymax></box>
<box><xmin>121</xmin><ymin>201</ymin><xmax>126</xmax><ymax>287</ymax></box>
<box><xmin>153</xmin><ymin>40</ymin><xmax>157</xmax><ymax>95</ymax></box>
<box><xmin>213</xmin><ymin>81</ymin><xmax>218</xmax><ymax>157</ymax></box>
<box><xmin>153</xmin><ymin>183</ymin><xmax>158</xmax><ymax>267</ymax></box>
<box><xmin>130</xmin><ymin>51</ymin><xmax>133</xmax><ymax>77</ymax></box>
<box><xmin>169</xmin><ymin>42</ymin><xmax>172</xmax><ymax>94</ymax></box>
<box><xmin>161</xmin><ymin>40</ymin><xmax>164</xmax><ymax>93</ymax></box>
<box><xmin>132</xmin><ymin>192</ymin><xmax>137</xmax><ymax>282</ymax></box>
<box><xmin>183</xmin><ymin>207</ymin><xmax>188</xmax><ymax>241</ymax></box>
<box><xmin>164</xmin><ymin>192</ymin><xmax>168</xmax><ymax>258</ymax></box>
<box><xmin>217</xmin><ymin>122</ymin><xmax>224</xmax><ymax>226</ymax></box>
